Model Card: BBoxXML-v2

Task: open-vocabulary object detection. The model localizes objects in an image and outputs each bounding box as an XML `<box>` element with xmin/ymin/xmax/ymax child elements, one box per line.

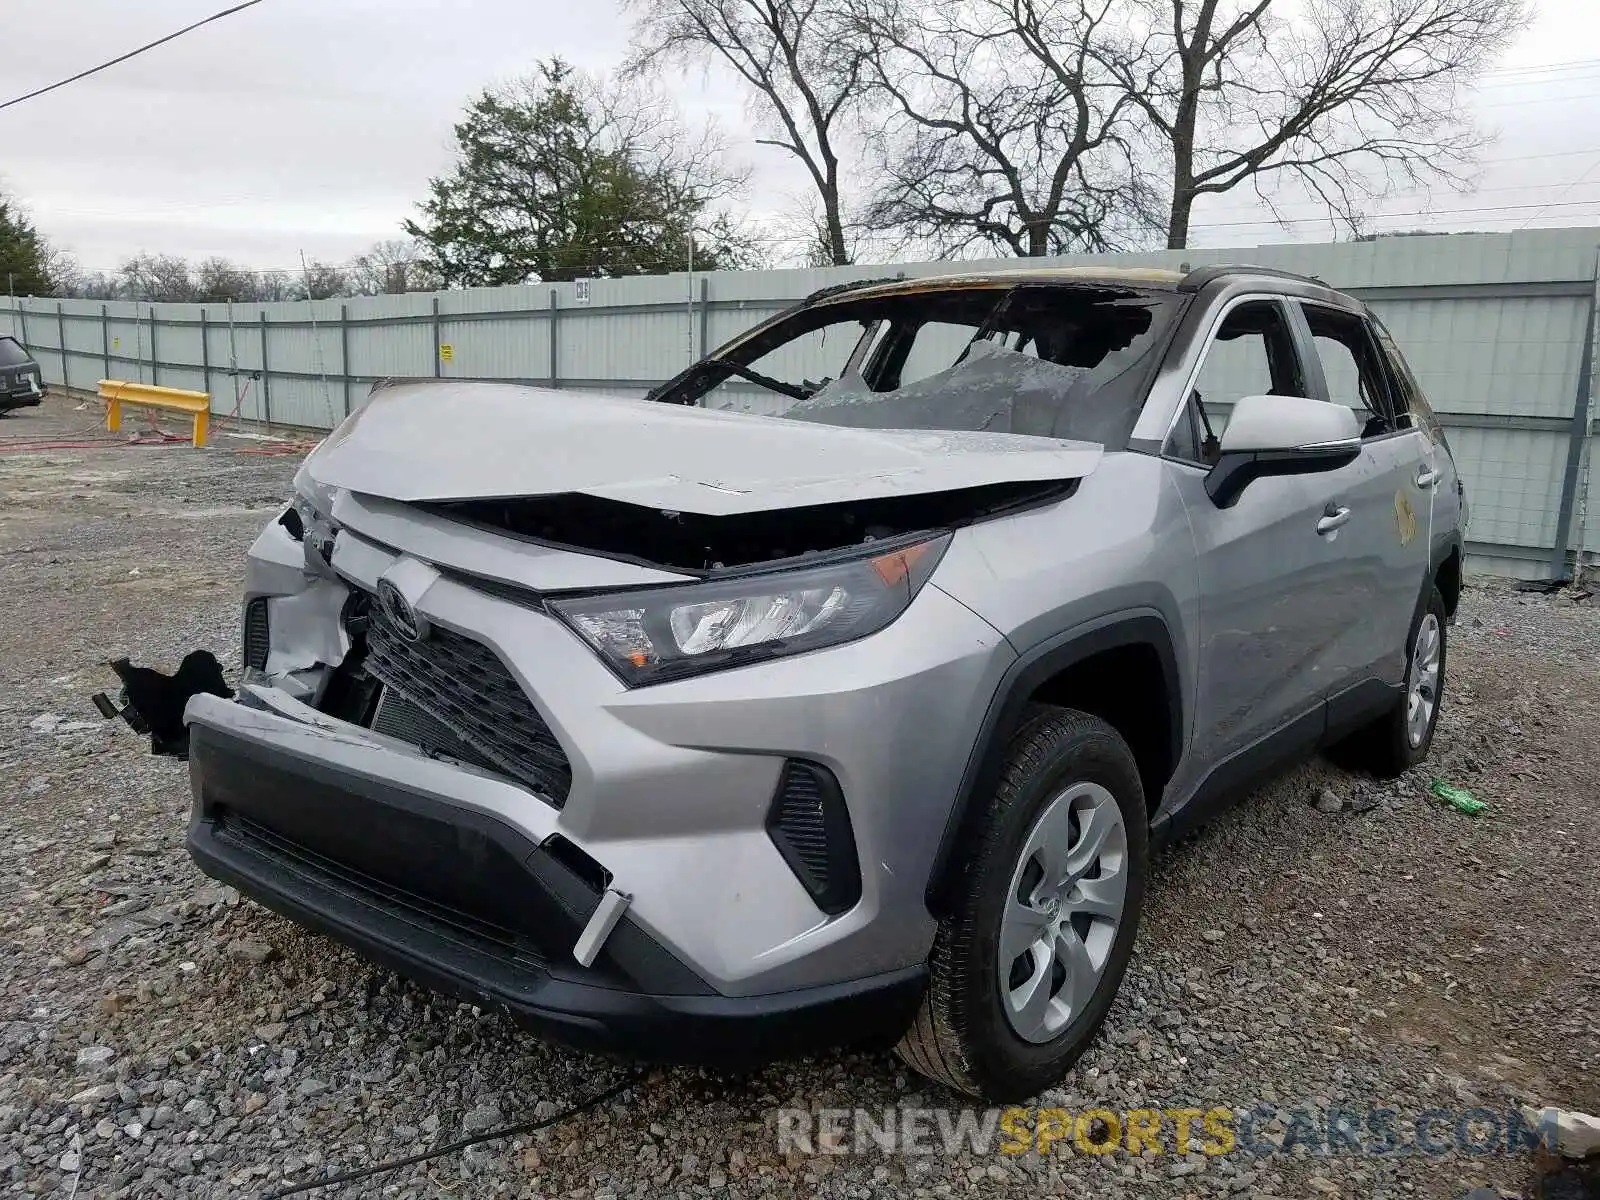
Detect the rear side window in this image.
<box><xmin>0</xmin><ymin>336</ymin><xmax>31</xmax><ymax>367</ymax></box>
<box><xmin>1297</xmin><ymin>304</ymin><xmax>1395</xmax><ymax>438</ymax></box>
<box><xmin>1370</xmin><ymin>317</ymin><xmax>1447</xmax><ymax>445</ymax></box>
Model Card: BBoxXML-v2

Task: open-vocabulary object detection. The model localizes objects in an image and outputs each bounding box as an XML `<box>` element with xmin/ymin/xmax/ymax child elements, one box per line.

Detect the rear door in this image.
<box><xmin>1370</xmin><ymin>315</ymin><xmax>1460</xmax><ymax>568</ymax></box>
<box><xmin>1291</xmin><ymin>301</ymin><xmax>1431</xmax><ymax>700</ymax></box>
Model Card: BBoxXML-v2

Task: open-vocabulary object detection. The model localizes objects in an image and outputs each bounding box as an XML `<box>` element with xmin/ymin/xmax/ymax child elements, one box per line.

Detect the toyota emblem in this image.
<box><xmin>376</xmin><ymin>578</ymin><xmax>429</xmax><ymax>643</ymax></box>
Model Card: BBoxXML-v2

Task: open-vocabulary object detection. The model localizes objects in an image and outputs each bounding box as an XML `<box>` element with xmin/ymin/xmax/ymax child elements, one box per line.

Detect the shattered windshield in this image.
<box><xmin>660</xmin><ymin>284</ymin><xmax>1183</xmax><ymax>448</ymax></box>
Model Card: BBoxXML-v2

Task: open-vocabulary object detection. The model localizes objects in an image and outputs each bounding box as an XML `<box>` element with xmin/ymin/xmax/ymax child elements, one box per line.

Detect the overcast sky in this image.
<box><xmin>1</xmin><ymin>0</ymin><xmax>1597</xmax><ymax>274</ymax></box>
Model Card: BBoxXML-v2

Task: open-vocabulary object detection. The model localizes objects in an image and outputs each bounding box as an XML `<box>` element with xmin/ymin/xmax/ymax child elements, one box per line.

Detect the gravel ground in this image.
<box><xmin>2</xmin><ymin>395</ymin><xmax>1597</xmax><ymax>1199</ymax></box>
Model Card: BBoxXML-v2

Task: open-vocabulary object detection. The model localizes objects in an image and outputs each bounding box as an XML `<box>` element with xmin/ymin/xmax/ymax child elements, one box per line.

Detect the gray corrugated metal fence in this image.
<box><xmin>6</xmin><ymin>229</ymin><xmax>1598</xmax><ymax>580</ymax></box>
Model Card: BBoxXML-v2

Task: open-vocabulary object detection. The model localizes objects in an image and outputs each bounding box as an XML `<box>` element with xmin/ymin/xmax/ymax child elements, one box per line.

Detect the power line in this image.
<box><xmin>0</xmin><ymin>0</ymin><xmax>270</xmax><ymax>113</ymax></box>
<box><xmin>1517</xmin><ymin>152</ymin><xmax>1600</xmax><ymax>230</ymax></box>
<box><xmin>1477</xmin><ymin>70</ymin><xmax>1600</xmax><ymax>92</ymax></box>
<box><xmin>1193</xmin><ymin>198</ymin><xmax>1600</xmax><ymax>233</ymax></box>
<box><xmin>1479</xmin><ymin>65</ymin><xmax>1600</xmax><ymax>83</ymax></box>
<box><xmin>38</xmin><ymin>143</ymin><xmax>1600</xmax><ymax>231</ymax></box>
<box><xmin>1474</xmin><ymin>89</ymin><xmax>1600</xmax><ymax>109</ymax></box>
<box><xmin>1479</xmin><ymin>56</ymin><xmax>1600</xmax><ymax>79</ymax></box>
<box><xmin>1475</xmin><ymin>145</ymin><xmax>1600</xmax><ymax>165</ymax></box>
<box><xmin>57</xmin><ymin>198</ymin><xmax>1600</xmax><ymax>284</ymax></box>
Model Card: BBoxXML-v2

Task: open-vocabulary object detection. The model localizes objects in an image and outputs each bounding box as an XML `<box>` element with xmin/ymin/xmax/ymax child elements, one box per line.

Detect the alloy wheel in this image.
<box><xmin>1407</xmin><ymin>612</ymin><xmax>1442</xmax><ymax>748</ymax></box>
<box><xmin>998</xmin><ymin>781</ymin><xmax>1128</xmax><ymax>1044</ymax></box>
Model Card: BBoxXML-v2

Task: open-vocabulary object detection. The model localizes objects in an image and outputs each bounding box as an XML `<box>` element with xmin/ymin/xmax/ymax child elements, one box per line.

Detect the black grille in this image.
<box><xmin>363</xmin><ymin>602</ymin><xmax>572</xmax><ymax>805</ymax></box>
<box><xmin>776</xmin><ymin>768</ymin><xmax>830</xmax><ymax>878</ymax></box>
<box><xmin>243</xmin><ymin>598</ymin><xmax>270</xmax><ymax>671</ymax></box>
<box><xmin>216</xmin><ymin>809</ymin><xmax>534</xmax><ymax>961</ymax></box>
<box><xmin>371</xmin><ymin>690</ymin><xmax>502</xmax><ymax>778</ymax></box>
<box><xmin>765</xmin><ymin>761</ymin><xmax>861</xmax><ymax>915</ymax></box>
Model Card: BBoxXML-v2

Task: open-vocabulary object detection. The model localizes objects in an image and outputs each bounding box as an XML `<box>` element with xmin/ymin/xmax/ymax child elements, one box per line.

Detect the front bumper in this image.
<box><xmin>240</xmin><ymin>505</ymin><xmax>1014</xmax><ymax>995</ymax></box>
<box><xmin>186</xmin><ymin>707</ymin><xmax>926</xmax><ymax>1064</ymax></box>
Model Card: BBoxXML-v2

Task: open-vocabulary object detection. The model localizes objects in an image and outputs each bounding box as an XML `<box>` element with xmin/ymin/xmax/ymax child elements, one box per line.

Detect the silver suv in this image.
<box><xmin>143</xmin><ymin>265</ymin><xmax>1465</xmax><ymax>1101</ymax></box>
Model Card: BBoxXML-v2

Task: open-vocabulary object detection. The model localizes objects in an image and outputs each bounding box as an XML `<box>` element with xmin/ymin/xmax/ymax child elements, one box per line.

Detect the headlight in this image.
<box><xmin>291</xmin><ymin>460</ymin><xmax>335</xmax><ymax>517</ymax></box>
<box><xmin>285</xmin><ymin>467</ymin><xmax>340</xmax><ymax>566</ymax></box>
<box><xmin>549</xmin><ymin>534</ymin><xmax>951</xmax><ymax>686</ymax></box>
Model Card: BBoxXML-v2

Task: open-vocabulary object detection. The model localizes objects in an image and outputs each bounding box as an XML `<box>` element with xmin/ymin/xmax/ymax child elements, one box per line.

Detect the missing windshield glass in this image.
<box><xmin>652</xmin><ymin>284</ymin><xmax>1181</xmax><ymax>450</ymax></box>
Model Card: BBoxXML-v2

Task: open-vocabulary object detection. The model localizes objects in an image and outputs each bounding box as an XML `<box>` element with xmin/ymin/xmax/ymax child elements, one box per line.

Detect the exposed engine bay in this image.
<box><xmin>429</xmin><ymin>477</ymin><xmax>1074</xmax><ymax>574</ymax></box>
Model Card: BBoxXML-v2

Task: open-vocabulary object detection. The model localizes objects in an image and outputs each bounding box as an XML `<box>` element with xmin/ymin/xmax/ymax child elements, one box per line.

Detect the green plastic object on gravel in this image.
<box><xmin>1431</xmin><ymin>779</ymin><xmax>1487</xmax><ymax>815</ymax></box>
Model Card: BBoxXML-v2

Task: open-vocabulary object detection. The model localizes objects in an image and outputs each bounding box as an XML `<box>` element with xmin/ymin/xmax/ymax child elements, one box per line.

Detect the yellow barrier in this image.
<box><xmin>97</xmin><ymin>380</ymin><xmax>212</xmax><ymax>447</ymax></box>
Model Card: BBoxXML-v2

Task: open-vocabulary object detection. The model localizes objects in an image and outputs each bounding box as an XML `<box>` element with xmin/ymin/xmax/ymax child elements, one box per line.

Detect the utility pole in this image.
<box><xmin>300</xmin><ymin>249</ymin><xmax>335</xmax><ymax>427</ymax></box>
<box><xmin>686</xmin><ymin>228</ymin><xmax>695</xmax><ymax>368</ymax></box>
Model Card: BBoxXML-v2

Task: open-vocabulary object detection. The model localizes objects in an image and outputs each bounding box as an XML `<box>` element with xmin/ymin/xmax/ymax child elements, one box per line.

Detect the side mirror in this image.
<box><xmin>1205</xmin><ymin>394</ymin><xmax>1361</xmax><ymax>508</ymax></box>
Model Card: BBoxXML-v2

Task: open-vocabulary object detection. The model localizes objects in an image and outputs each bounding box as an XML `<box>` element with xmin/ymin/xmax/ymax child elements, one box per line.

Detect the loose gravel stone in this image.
<box><xmin>2</xmin><ymin>397</ymin><xmax>1596</xmax><ymax>1198</ymax></box>
<box><xmin>74</xmin><ymin>1047</ymin><xmax>115</xmax><ymax>1073</ymax></box>
<box><xmin>226</xmin><ymin>938</ymin><xmax>276</xmax><ymax>965</ymax></box>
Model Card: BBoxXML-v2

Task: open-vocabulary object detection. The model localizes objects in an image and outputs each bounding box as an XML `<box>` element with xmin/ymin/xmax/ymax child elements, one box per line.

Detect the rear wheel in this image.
<box><xmin>1329</xmin><ymin>584</ymin><xmax>1447</xmax><ymax>778</ymax></box>
<box><xmin>895</xmin><ymin>707</ymin><xmax>1148</xmax><ymax>1101</ymax></box>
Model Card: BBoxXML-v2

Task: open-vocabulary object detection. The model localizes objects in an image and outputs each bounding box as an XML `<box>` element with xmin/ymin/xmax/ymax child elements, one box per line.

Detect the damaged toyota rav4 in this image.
<box><xmin>119</xmin><ymin>265</ymin><xmax>1466</xmax><ymax>1101</ymax></box>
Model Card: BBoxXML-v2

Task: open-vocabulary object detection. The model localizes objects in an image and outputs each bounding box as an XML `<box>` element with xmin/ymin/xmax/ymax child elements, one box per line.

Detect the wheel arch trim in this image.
<box><xmin>923</xmin><ymin>610</ymin><xmax>1183</xmax><ymax>915</ymax></box>
<box><xmin>1417</xmin><ymin>530</ymin><xmax>1464</xmax><ymax>633</ymax></box>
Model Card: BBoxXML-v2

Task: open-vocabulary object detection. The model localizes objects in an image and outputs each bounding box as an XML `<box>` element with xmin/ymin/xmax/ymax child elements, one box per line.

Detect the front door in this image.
<box><xmin>1164</xmin><ymin>297</ymin><xmax>1372</xmax><ymax>782</ymax></box>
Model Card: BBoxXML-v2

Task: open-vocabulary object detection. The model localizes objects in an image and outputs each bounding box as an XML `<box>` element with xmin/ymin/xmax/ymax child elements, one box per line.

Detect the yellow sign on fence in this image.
<box><xmin>439</xmin><ymin>343</ymin><xmax>454</xmax><ymax>363</ymax></box>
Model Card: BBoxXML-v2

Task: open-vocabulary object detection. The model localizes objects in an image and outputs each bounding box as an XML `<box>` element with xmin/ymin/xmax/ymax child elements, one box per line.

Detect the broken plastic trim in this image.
<box><xmin>91</xmin><ymin>652</ymin><xmax>234</xmax><ymax>759</ymax></box>
<box><xmin>277</xmin><ymin>504</ymin><xmax>304</xmax><ymax>542</ymax></box>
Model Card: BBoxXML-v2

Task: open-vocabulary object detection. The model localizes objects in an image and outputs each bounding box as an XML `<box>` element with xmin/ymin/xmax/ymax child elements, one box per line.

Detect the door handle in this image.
<box><xmin>1415</xmin><ymin>466</ymin><xmax>1442</xmax><ymax>489</ymax></box>
<box><xmin>1317</xmin><ymin>505</ymin><xmax>1352</xmax><ymax>535</ymax></box>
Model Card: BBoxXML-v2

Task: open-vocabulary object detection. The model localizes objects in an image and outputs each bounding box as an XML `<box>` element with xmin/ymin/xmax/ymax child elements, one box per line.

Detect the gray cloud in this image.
<box><xmin>1</xmin><ymin>0</ymin><xmax>1596</xmax><ymax>272</ymax></box>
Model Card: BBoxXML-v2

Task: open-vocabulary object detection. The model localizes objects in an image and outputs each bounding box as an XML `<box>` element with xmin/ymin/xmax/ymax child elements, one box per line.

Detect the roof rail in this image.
<box><xmin>801</xmin><ymin>275</ymin><xmax>909</xmax><ymax>304</ymax></box>
<box><xmin>1177</xmin><ymin>264</ymin><xmax>1329</xmax><ymax>292</ymax></box>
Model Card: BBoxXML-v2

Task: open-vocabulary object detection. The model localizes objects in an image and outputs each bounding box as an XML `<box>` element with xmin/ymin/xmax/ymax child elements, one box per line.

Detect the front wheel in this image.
<box><xmin>895</xmin><ymin>707</ymin><xmax>1148</xmax><ymax>1101</ymax></box>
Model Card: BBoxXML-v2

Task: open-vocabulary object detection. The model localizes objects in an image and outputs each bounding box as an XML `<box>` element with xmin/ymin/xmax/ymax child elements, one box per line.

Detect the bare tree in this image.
<box><xmin>594</xmin><ymin>68</ymin><xmax>760</xmax><ymax>267</ymax></box>
<box><xmin>195</xmin><ymin>257</ymin><xmax>262</xmax><ymax>303</ymax></box>
<box><xmin>42</xmin><ymin>247</ymin><xmax>83</xmax><ymax>298</ymax></box>
<box><xmin>1113</xmin><ymin>0</ymin><xmax>1527</xmax><ymax>248</ymax></box>
<box><xmin>255</xmin><ymin>270</ymin><xmax>298</xmax><ymax>303</ymax></box>
<box><xmin>847</xmin><ymin>0</ymin><xmax>1162</xmax><ymax>258</ymax></box>
<box><xmin>762</xmin><ymin>192</ymin><xmax>873</xmax><ymax>266</ymax></box>
<box><xmin>350</xmin><ymin>240</ymin><xmax>441</xmax><ymax>295</ymax></box>
<box><xmin>624</xmin><ymin>0</ymin><xmax>867</xmax><ymax>265</ymax></box>
<box><xmin>296</xmin><ymin>260</ymin><xmax>350</xmax><ymax>301</ymax></box>
<box><xmin>117</xmin><ymin>254</ymin><xmax>199</xmax><ymax>302</ymax></box>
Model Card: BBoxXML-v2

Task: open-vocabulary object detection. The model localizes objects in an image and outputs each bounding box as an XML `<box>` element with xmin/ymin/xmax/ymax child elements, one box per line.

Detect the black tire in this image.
<box><xmin>1328</xmin><ymin>584</ymin><xmax>1448</xmax><ymax>779</ymax></box>
<box><xmin>895</xmin><ymin>706</ymin><xmax>1148</xmax><ymax>1101</ymax></box>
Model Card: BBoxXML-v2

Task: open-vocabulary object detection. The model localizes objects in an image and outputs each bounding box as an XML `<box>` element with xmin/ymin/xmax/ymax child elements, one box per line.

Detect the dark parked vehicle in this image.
<box><xmin>0</xmin><ymin>335</ymin><xmax>46</xmax><ymax>412</ymax></box>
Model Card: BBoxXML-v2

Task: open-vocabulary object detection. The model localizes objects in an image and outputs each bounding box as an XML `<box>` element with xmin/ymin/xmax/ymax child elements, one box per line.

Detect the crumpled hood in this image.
<box><xmin>303</xmin><ymin>379</ymin><xmax>1103</xmax><ymax>515</ymax></box>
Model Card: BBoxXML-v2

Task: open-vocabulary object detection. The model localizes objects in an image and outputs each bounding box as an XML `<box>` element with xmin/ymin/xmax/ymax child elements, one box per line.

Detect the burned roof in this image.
<box><xmin>801</xmin><ymin>262</ymin><xmax>1341</xmax><ymax>307</ymax></box>
<box><xmin>807</xmin><ymin>266</ymin><xmax>1187</xmax><ymax>307</ymax></box>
